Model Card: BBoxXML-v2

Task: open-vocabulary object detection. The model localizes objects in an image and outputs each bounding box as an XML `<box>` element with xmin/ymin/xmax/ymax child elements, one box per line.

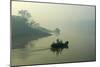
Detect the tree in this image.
<box><xmin>54</xmin><ymin>28</ymin><xmax>60</xmax><ymax>36</ymax></box>
<box><xmin>19</xmin><ymin>10</ymin><xmax>31</xmax><ymax>18</ymax></box>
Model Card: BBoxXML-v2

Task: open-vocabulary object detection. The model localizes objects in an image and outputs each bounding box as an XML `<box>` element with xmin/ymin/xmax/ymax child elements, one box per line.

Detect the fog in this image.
<box><xmin>11</xmin><ymin>1</ymin><xmax>96</xmax><ymax>66</ymax></box>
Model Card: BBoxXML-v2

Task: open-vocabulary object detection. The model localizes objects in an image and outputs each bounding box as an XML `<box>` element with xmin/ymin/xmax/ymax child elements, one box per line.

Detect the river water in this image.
<box><xmin>11</xmin><ymin>2</ymin><xmax>96</xmax><ymax>66</ymax></box>
<box><xmin>11</xmin><ymin>24</ymin><xmax>96</xmax><ymax>66</ymax></box>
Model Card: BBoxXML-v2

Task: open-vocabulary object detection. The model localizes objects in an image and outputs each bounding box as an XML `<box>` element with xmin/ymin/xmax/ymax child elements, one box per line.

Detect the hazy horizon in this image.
<box><xmin>12</xmin><ymin>1</ymin><xmax>95</xmax><ymax>30</ymax></box>
<box><xmin>11</xmin><ymin>1</ymin><xmax>96</xmax><ymax>66</ymax></box>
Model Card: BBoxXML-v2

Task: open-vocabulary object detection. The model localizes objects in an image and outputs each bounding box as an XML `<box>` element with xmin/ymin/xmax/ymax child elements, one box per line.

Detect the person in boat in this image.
<box><xmin>64</xmin><ymin>41</ymin><xmax>69</xmax><ymax>48</ymax></box>
<box><xmin>56</xmin><ymin>39</ymin><xmax>60</xmax><ymax>43</ymax></box>
<box><xmin>51</xmin><ymin>38</ymin><xmax>69</xmax><ymax>48</ymax></box>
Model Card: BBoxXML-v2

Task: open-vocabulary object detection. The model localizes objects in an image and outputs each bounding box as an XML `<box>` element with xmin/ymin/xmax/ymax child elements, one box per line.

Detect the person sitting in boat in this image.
<box><xmin>51</xmin><ymin>38</ymin><xmax>69</xmax><ymax>48</ymax></box>
<box><xmin>64</xmin><ymin>41</ymin><xmax>69</xmax><ymax>48</ymax></box>
<box><xmin>56</xmin><ymin>39</ymin><xmax>60</xmax><ymax>43</ymax></box>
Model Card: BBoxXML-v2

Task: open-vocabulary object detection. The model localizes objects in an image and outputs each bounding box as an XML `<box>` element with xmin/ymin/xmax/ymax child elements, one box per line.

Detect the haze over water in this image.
<box><xmin>11</xmin><ymin>1</ymin><xmax>96</xmax><ymax>66</ymax></box>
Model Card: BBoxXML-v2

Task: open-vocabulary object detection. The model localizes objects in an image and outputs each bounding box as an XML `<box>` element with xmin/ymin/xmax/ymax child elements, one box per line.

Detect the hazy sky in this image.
<box><xmin>12</xmin><ymin>1</ymin><xmax>95</xmax><ymax>30</ymax></box>
<box><xmin>12</xmin><ymin>2</ymin><xmax>96</xmax><ymax>65</ymax></box>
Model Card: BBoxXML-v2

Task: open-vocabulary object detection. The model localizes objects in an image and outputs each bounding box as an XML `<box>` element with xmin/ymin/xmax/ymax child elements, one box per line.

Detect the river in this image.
<box><xmin>11</xmin><ymin>26</ymin><xmax>96</xmax><ymax>66</ymax></box>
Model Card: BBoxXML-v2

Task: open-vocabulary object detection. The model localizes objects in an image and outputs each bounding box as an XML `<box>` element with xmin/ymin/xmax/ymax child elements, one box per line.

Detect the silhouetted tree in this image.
<box><xmin>54</xmin><ymin>28</ymin><xmax>60</xmax><ymax>37</ymax></box>
<box><xmin>19</xmin><ymin>10</ymin><xmax>31</xmax><ymax>18</ymax></box>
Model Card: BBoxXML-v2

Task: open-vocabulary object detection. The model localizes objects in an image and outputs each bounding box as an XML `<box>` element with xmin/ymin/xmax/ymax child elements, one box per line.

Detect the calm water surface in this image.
<box><xmin>11</xmin><ymin>2</ymin><xmax>96</xmax><ymax>66</ymax></box>
<box><xmin>11</xmin><ymin>27</ymin><xmax>96</xmax><ymax>66</ymax></box>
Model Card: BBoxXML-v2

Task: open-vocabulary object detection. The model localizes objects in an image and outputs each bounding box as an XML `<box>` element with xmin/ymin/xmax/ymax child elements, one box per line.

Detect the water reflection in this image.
<box><xmin>28</xmin><ymin>39</ymin><xmax>69</xmax><ymax>56</ymax></box>
<box><xmin>50</xmin><ymin>39</ymin><xmax>69</xmax><ymax>56</ymax></box>
<box><xmin>24</xmin><ymin>39</ymin><xmax>69</xmax><ymax>56</ymax></box>
<box><xmin>12</xmin><ymin>35</ymin><xmax>51</xmax><ymax>49</ymax></box>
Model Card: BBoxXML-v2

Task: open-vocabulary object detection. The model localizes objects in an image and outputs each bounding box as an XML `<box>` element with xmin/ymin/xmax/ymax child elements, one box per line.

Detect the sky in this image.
<box><xmin>11</xmin><ymin>1</ymin><xmax>96</xmax><ymax>64</ymax></box>
<box><xmin>12</xmin><ymin>1</ymin><xmax>95</xmax><ymax>31</ymax></box>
